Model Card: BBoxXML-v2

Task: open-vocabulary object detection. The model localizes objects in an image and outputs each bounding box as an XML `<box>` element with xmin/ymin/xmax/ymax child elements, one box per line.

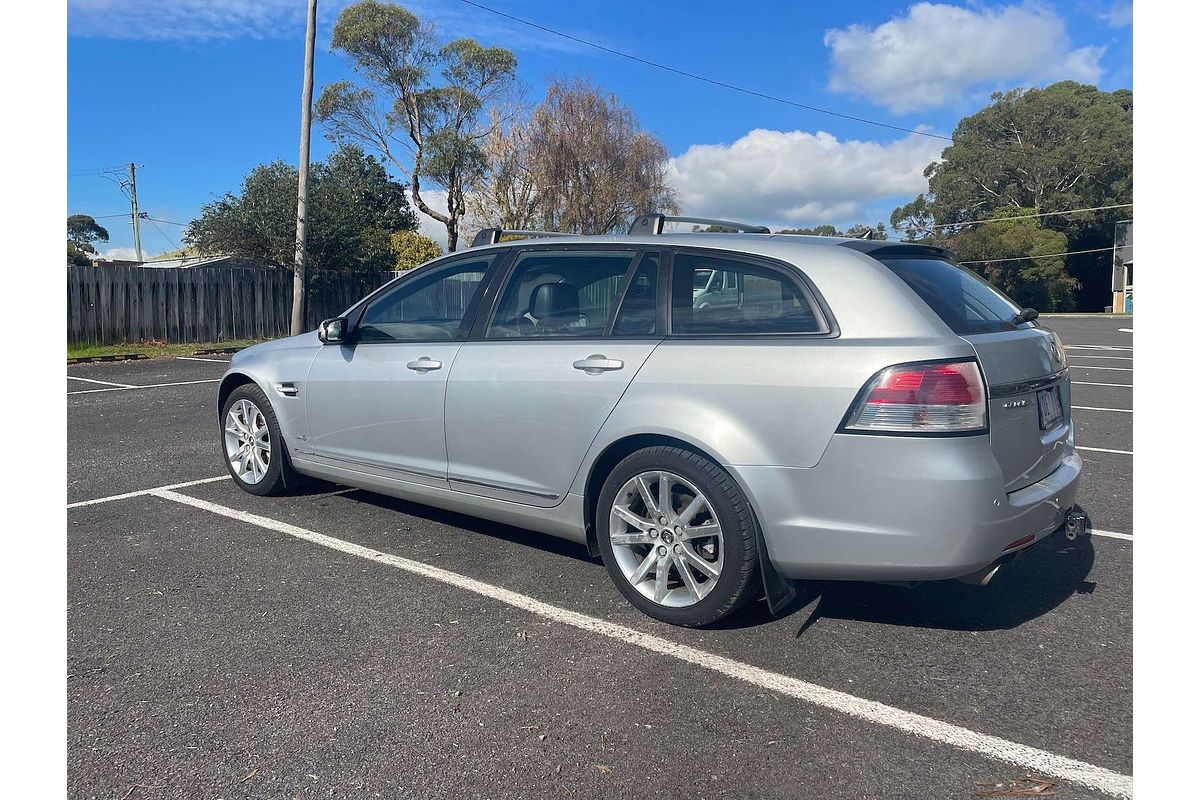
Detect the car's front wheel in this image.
<box><xmin>220</xmin><ymin>384</ymin><xmax>292</xmax><ymax>496</ymax></box>
<box><xmin>597</xmin><ymin>446</ymin><xmax>760</xmax><ymax>627</ymax></box>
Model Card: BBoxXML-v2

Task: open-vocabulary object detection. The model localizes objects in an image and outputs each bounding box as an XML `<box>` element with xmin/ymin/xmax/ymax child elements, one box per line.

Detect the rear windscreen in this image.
<box><xmin>879</xmin><ymin>257</ymin><xmax>1024</xmax><ymax>335</ymax></box>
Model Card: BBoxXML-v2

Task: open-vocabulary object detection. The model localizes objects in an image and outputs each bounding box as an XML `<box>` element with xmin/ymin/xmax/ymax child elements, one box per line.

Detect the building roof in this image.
<box><xmin>118</xmin><ymin>254</ymin><xmax>267</xmax><ymax>269</ymax></box>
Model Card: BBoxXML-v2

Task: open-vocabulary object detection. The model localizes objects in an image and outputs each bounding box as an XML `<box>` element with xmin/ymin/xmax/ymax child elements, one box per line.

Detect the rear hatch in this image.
<box><xmin>877</xmin><ymin>254</ymin><xmax>1071</xmax><ymax>491</ymax></box>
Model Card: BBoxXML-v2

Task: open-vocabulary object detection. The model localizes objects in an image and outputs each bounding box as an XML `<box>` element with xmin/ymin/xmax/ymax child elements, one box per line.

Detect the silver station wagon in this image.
<box><xmin>218</xmin><ymin>214</ymin><xmax>1088</xmax><ymax>627</ymax></box>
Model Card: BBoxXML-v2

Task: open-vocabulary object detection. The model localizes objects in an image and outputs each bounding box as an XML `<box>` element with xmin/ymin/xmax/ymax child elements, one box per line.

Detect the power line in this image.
<box><xmin>931</xmin><ymin>204</ymin><xmax>1133</xmax><ymax>230</ymax></box>
<box><xmin>454</xmin><ymin>0</ymin><xmax>1119</xmax><ymax>171</ymax></box>
<box><xmin>958</xmin><ymin>246</ymin><xmax>1114</xmax><ymax>265</ymax></box>
<box><xmin>455</xmin><ymin>0</ymin><xmax>952</xmax><ymax>144</ymax></box>
<box><xmin>147</xmin><ymin>218</ymin><xmax>179</xmax><ymax>251</ymax></box>
<box><xmin>67</xmin><ymin>164</ymin><xmax>131</xmax><ymax>177</ymax></box>
<box><xmin>81</xmin><ymin>213</ymin><xmax>189</xmax><ymax>226</ymax></box>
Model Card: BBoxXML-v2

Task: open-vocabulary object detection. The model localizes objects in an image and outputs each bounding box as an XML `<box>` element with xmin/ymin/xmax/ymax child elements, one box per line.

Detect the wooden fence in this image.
<box><xmin>67</xmin><ymin>266</ymin><xmax>400</xmax><ymax>345</ymax></box>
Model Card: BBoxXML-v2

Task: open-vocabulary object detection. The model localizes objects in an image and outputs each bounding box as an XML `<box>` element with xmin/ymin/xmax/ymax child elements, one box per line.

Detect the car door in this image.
<box><xmin>443</xmin><ymin>247</ymin><xmax>663</xmax><ymax>506</ymax></box>
<box><xmin>301</xmin><ymin>252</ymin><xmax>502</xmax><ymax>487</ymax></box>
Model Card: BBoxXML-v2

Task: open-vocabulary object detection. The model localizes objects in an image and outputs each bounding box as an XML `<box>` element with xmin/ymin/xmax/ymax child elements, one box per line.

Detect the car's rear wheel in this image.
<box><xmin>221</xmin><ymin>384</ymin><xmax>291</xmax><ymax>496</ymax></box>
<box><xmin>597</xmin><ymin>446</ymin><xmax>760</xmax><ymax>627</ymax></box>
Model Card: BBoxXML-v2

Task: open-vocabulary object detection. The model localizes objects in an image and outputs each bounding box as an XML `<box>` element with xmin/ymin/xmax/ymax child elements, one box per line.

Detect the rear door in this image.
<box><xmin>878</xmin><ymin>255</ymin><xmax>1071</xmax><ymax>491</ymax></box>
<box><xmin>443</xmin><ymin>247</ymin><xmax>663</xmax><ymax>506</ymax></box>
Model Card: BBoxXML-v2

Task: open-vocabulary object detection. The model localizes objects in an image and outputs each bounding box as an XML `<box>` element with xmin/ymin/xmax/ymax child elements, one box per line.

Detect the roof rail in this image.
<box><xmin>628</xmin><ymin>214</ymin><xmax>771</xmax><ymax>236</ymax></box>
<box><xmin>470</xmin><ymin>228</ymin><xmax>574</xmax><ymax>248</ymax></box>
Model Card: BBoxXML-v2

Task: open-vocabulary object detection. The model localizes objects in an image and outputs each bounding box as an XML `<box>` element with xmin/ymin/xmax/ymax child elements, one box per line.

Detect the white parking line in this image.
<box><xmin>1066</xmin><ymin>355</ymin><xmax>1133</xmax><ymax>361</ymax></box>
<box><xmin>66</xmin><ymin>375</ymin><xmax>135</xmax><ymax>388</ymax></box>
<box><xmin>1077</xmin><ymin>446</ymin><xmax>1133</xmax><ymax>455</ymax></box>
<box><xmin>1072</xmin><ymin>406</ymin><xmax>1132</xmax><ymax>414</ymax></box>
<box><xmin>1073</xmin><ymin>365</ymin><xmax>1132</xmax><ymax>372</ymax></box>
<box><xmin>145</xmin><ymin>487</ymin><xmax>1132</xmax><ymax>798</ymax></box>
<box><xmin>175</xmin><ymin>356</ymin><xmax>231</xmax><ymax>363</ymax></box>
<box><xmin>67</xmin><ymin>378</ymin><xmax>221</xmax><ymax>395</ymax></box>
<box><xmin>1092</xmin><ymin>529</ymin><xmax>1133</xmax><ymax>542</ymax></box>
<box><xmin>1118</xmin><ymin>329</ymin><xmax>1133</xmax><ymax>333</ymax></box>
<box><xmin>1073</xmin><ymin>381</ymin><xmax>1131</xmax><ymax>388</ymax></box>
<box><xmin>1065</xmin><ymin>345</ymin><xmax>1133</xmax><ymax>352</ymax></box>
<box><xmin>66</xmin><ymin>475</ymin><xmax>231</xmax><ymax>508</ymax></box>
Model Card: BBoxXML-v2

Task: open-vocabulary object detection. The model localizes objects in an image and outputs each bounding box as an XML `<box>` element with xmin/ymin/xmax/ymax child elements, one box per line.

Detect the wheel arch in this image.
<box><xmin>582</xmin><ymin>433</ymin><xmax>729</xmax><ymax>557</ymax></box>
<box><xmin>582</xmin><ymin>432</ymin><xmax>797</xmax><ymax>614</ymax></box>
<box><xmin>217</xmin><ymin>370</ymin><xmax>305</xmax><ymax>491</ymax></box>
<box><xmin>217</xmin><ymin>371</ymin><xmax>259</xmax><ymax>419</ymax></box>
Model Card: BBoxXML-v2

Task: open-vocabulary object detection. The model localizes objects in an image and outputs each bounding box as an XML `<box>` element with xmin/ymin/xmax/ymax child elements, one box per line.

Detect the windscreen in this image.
<box><xmin>879</xmin><ymin>257</ymin><xmax>1024</xmax><ymax>335</ymax></box>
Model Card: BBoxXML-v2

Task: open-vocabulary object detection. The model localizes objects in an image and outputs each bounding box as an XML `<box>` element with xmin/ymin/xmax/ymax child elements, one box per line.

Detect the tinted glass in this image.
<box><xmin>612</xmin><ymin>254</ymin><xmax>659</xmax><ymax>336</ymax></box>
<box><xmin>671</xmin><ymin>253</ymin><xmax>824</xmax><ymax>335</ymax></box>
<box><xmin>879</xmin><ymin>257</ymin><xmax>1023</xmax><ymax>335</ymax></box>
<box><xmin>357</xmin><ymin>256</ymin><xmax>492</xmax><ymax>343</ymax></box>
<box><xmin>487</xmin><ymin>250</ymin><xmax>635</xmax><ymax>338</ymax></box>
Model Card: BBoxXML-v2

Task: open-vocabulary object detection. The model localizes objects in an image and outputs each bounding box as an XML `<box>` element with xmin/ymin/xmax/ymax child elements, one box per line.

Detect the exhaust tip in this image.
<box><xmin>956</xmin><ymin>561</ymin><xmax>1003</xmax><ymax>587</ymax></box>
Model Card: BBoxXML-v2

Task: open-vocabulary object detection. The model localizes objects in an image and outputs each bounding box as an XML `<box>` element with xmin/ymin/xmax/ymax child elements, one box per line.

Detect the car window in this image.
<box><xmin>878</xmin><ymin>257</ymin><xmax>1023</xmax><ymax>335</ymax></box>
<box><xmin>357</xmin><ymin>256</ymin><xmax>493</xmax><ymax>343</ymax></box>
<box><xmin>611</xmin><ymin>253</ymin><xmax>660</xmax><ymax>336</ymax></box>
<box><xmin>671</xmin><ymin>253</ymin><xmax>824</xmax><ymax>335</ymax></box>
<box><xmin>487</xmin><ymin>250</ymin><xmax>636</xmax><ymax>338</ymax></box>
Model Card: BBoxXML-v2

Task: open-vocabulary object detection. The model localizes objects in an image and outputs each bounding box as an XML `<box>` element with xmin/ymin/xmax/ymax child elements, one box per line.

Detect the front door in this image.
<box><xmin>444</xmin><ymin>248</ymin><xmax>662</xmax><ymax>505</ymax></box>
<box><xmin>303</xmin><ymin>253</ymin><xmax>498</xmax><ymax>486</ymax></box>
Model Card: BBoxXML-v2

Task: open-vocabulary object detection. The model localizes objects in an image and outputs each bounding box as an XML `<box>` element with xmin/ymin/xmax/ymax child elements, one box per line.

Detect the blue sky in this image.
<box><xmin>67</xmin><ymin>0</ymin><xmax>1132</xmax><ymax>257</ymax></box>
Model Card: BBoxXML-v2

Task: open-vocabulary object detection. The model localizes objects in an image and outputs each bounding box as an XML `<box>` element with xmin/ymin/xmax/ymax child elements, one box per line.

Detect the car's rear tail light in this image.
<box><xmin>841</xmin><ymin>360</ymin><xmax>987</xmax><ymax>435</ymax></box>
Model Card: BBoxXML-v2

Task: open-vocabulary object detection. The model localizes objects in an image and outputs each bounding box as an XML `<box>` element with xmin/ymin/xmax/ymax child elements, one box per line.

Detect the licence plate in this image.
<box><xmin>1037</xmin><ymin>385</ymin><xmax>1064</xmax><ymax>430</ymax></box>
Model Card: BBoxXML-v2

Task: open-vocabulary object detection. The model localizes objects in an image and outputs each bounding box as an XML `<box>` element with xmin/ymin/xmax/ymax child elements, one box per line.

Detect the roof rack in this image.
<box><xmin>471</xmin><ymin>228</ymin><xmax>574</xmax><ymax>247</ymax></box>
<box><xmin>628</xmin><ymin>214</ymin><xmax>771</xmax><ymax>236</ymax></box>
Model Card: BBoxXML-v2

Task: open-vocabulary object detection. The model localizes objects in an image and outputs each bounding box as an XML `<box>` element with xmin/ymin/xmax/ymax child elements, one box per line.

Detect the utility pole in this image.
<box><xmin>291</xmin><ymin>0</ymin><xmax>318</xmax><ymax>336</ymax></box>
<box><xmin>128</xmin><ymin>162</ymin><xmax>144</xmax><ymax>263</ymax></box>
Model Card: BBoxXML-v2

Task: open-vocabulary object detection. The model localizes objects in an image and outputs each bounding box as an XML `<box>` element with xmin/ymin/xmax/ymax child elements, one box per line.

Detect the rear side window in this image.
<box><xmin>670</xmin><ymin>253</ymin><xmax>825</xmax><ymax>335</ymax></box>
<box><xmin>880</xmin><ymin>257</ymin><xmax>1023</xmax><ymax>335</ymax></box>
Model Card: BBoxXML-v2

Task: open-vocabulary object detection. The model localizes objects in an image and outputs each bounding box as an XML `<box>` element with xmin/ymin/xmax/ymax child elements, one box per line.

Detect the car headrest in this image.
<box><xmin>529</xmin><ymin>282</ymin><xmax>580</xmax><ymax>320</ymax></box>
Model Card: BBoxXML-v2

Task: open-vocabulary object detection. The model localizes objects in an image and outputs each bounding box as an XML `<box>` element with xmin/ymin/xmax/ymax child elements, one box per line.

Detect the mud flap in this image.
<box><xmin>755</xmin><ymin>518</ymin><xmax>796</xmax><ymax>615</ymax></box>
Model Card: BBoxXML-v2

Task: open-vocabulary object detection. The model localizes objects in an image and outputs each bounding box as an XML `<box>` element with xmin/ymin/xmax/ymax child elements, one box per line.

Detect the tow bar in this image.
<box><xmin>1064</xmin><ymin>504</ymin><xmax>1090</xmax><ymax>541</ymax></box>
<box><xmin>956</xmin><ymin>504</ymin><xmax>1091</xmax><ymax>586</ymax></box>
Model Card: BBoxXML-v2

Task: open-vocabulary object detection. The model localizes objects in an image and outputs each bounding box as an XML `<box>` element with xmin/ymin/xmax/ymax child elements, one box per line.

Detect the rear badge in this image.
<box><xmin>1002</xmin><ymin>399</ymin><xmax>1029</xmax><ymax>409</ymax></box>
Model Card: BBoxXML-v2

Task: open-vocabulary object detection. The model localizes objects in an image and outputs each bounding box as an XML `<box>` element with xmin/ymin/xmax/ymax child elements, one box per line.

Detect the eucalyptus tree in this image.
<box><xmin>316</xmin><ymin>1</ymin><xmax>518</xmax><ymax>251</ymax></box>
<box><xmin>67</xmin><ymin>214</ymin><xmax>110</xmax><ymax>265</ymax></box>
<box><xmin>891</xmin><ymin>81</ymin><xmax>1132</xmax><ymax>308</ymax></box>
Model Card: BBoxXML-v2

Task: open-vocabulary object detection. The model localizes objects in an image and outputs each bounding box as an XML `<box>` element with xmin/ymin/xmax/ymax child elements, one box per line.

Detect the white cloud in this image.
<box><xmin>414</xmin><ymin>189</ymin><xmax>450</xmax><ymax>250</ymax></box>
<box><xmin>97</xmin><ymin>246</ymin><xmax>144</xmax><ymax>261</ymax></box>
<box><xmin>824</xmin><ymin>3</ymin><xmax>1105</xmax><ymax>113</ymax></box>
<box><xmin>666</xmin><ymin>128</ymin><xmax>943</xmax><ymax>228</ymax></box>
<box><xmin>1099</xmin><ymin>2</ymin><xmax>1133</xmax><ymax>28</ymax></box>
<box><xmin>67</xmin><ymin>0</ymin><xmax>346</xmax><ymax>41</ymax></box>
<box><xmin>67</xmin><ymin>0</ymin><xmax>587</xmax><ymax>51</ymax></box>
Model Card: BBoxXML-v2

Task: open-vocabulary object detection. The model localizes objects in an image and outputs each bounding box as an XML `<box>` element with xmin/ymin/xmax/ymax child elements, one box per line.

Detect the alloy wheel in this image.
<box><xmin>608</xmin><ymin>470</ymin><xmax>724</xmax><ymax>607</ymax></box>
<box><xmin>224</xmin><ymin>398</ymin><xmax>271</xmax><ymax>484</ymax></box>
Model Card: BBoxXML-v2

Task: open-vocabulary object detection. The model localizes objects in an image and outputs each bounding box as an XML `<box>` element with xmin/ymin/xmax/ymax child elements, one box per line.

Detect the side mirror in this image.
<box><xmin>317</xmin><ymin>317</ymin><xmax>349</xmax><ymax>344</ymax></box>
<box><xmin>1011</xmin><ymin>307</ymin><xmax>1039</xmax><ymax>325</ymax></box>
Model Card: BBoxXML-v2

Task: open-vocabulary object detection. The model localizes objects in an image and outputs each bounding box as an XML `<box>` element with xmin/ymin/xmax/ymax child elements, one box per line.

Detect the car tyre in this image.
<box><xmin>220</xmin><ymin>383</ymin><xmax>293</xmax><ymax>496</ymax></box>
<box><xmin>597</xmin><ymin>446</ymin><xmax>760</xmax><ymax>627</ymax></box>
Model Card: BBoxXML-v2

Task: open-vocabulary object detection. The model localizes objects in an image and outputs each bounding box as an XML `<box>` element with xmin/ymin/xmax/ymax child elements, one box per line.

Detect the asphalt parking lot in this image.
<box><xmin>67</xmin><ymin>316</ymin><xmax>1133</xmax><ymax>800</ymax></box>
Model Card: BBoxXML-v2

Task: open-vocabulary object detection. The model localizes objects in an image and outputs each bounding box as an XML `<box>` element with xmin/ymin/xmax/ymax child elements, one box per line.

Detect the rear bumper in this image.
<box><xmin>731</xmin><ymin>427</ymin><xmax>1082</xmax><ymax>582</ymax></box>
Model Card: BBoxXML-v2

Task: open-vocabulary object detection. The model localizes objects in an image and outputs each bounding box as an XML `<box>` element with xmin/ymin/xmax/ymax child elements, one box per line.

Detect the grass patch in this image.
<box><xmin>68</xmin><ymin>338</ymin><xmax>267</xmax><ymax>360</ymax></box>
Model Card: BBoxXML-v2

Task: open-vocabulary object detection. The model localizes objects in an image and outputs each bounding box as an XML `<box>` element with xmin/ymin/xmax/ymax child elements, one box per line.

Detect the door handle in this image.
<box><xmin>407</xmin><ymin>357</ymin><xmax>443</xmax><ymax>373</ymax></box>
<box><xmin>572</xmin><ymin>354</ymin><xmax>624</xmax><ymax>375</ymax></box>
